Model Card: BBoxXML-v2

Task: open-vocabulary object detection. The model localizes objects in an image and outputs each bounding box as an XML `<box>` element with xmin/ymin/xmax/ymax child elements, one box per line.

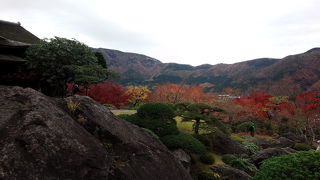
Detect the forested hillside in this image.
<box><xmin>97</xmin><ymin>48</ymin><xmax>320</xmax><ymax>96</ymax></box>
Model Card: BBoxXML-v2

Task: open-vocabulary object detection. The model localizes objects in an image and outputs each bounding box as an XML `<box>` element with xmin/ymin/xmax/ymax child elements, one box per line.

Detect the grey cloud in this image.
<box><xmin>1</xmin><ymin>0</ymin><xmax>156</xmax><ymax>50</ymax></box>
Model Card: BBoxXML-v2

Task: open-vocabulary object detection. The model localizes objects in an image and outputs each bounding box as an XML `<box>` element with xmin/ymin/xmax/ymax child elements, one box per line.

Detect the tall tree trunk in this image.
<box><xmin>194</xmin><ymin>119</ymin><xmax>200</xmax><ymax>134</ymax></box>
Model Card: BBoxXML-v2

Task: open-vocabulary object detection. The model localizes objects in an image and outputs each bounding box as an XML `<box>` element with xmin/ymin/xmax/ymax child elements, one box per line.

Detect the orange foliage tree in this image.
<box><xmin>148</xmin><ymin>83</ymin><xmax>212</xmax><ymax>104</ymax></box>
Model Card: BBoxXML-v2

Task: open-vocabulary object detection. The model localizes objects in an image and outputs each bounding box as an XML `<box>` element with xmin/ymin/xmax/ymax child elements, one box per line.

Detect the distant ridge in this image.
<box><xmin>96</xmin><ymin>47</ymin><xmax>320</xmax><ymax>96</ymax></box>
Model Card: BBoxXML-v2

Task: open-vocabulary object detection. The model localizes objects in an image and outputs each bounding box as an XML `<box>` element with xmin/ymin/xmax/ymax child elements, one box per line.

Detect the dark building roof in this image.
<box><xmin>0</xmin><ymin>20</ymin><xmax>40</xmax><ymax>44</ymax></box>
<box><xmin>0</xmin><ymin>36</ymin><xmax>31</xmax><ymax>48</ymax></box>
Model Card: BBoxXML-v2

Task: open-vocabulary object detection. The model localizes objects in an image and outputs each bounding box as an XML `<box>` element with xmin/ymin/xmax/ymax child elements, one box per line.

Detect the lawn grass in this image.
<box><xmin>111</xmin><ymin>109</ymin><xmax>137</xmax><ymax>116</ymax></box>
<box><xmin>175</xmin><ymin>116</ymin><xmax>194</xmax><ymax>134</ymax></box>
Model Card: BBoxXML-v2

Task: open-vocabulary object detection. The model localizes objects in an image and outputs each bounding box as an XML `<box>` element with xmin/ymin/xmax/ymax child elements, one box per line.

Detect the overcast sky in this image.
<box><xmin>1</xmin><ymin>0</ymin><xmax>320</xmax><ymax>66</ymax></box>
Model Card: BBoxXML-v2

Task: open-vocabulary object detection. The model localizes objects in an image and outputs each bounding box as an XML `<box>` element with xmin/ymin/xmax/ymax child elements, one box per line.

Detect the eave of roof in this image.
<box><xmin>0</xmin><ymin>54</ymin><xmax>28</xmax><ymax>63</ymax></box>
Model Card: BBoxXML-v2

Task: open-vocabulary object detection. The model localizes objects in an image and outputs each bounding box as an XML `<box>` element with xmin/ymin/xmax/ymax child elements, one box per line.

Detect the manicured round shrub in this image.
<box><xmin>122</xmin><ymin>114</ymin><xmax>179</xmax><ymax>137</ymax></box>
<box><xmin>293</xmin><ymin>143</ymin><xmax>312</xmax><ymax>151</ymax></box>
<box><xmin>221</xmin><ymin>154</ymin><xmax>237</xmax><ymax>164</ymax></box>
<box><xmin>200</xmin><ymin>153</ymin><xmax>215</xmax><ymax>165</ymax></box>
<box><xmin>161</xmin><ymin>133</ymin><xmax>206</xmax><ymax>154</ymax></box>
<box><xmin>253</xmin><ymin>151</ymin><xmax>320</xmax><ymax>180</ymax></box>
<box><xmin>137</xmin><ymin>102</ymin><xmax>175</xmax><ymax>119</ymax></box>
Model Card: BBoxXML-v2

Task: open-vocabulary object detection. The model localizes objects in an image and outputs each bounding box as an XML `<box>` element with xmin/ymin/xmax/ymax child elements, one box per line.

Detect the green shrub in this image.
<box><xmin>253</xmin><ymin>151</ymin><xmax>320</xmax><ymax>180</ymax></box>
<box><xmin>161</xmin><ymin>133</ymin><xmax>206</xmax><ymax>154</ymax></box>
<box><xmin>293</xmin><ymin>143</ymin><xmax>312</xmax><ymax>151</ymax></box>
<box><xmin>235</xmin><ymin>122</ymin><xmax>252</xmax><ymax>132</ymax></box>
<box><xmin>242</xmin><ymin>141</ymin><xmax>261</xmax><ymax>155</ymax></box>
<box><xmin>122</xmin><ymin>114</ymin><xmax>179</xmax><ymax>137</ymax></box>
<box><xmin>221</xmin><ymin>154</ymin><xmax>237</xmax><ymax>164</ymax></box>
<box><xmin>137</xmin><ymin>102</ymin><xmax>175</xmax><ymax>119</ymax></box>
<box><xmin>200</xmin><ymin>153</ymin><xmax>215</xmax><ymax>165</ymax></box>
<box><xmin>228</xmin><ymin>157</ymin><xmax>257</xmax><ymax>175</ymax></box>
<box><xmin>192</xmin><ymin>134</ymin><xmax>211</xmax><ymax>147</ymax></box>
<box><xmin>222</xmin><ymin>154</ymin><xmax>257</xmax><ymax>175</ymax></box>
<box><xmin>197</xmin><ymin>170</ymin><xmax>220</xmax><ymax>180</ymax></box>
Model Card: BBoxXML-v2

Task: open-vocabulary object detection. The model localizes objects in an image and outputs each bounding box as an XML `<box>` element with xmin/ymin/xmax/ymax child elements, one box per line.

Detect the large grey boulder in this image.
<box><xmin>251</xmin><ymin>147</ymin><xmax>296</xmax><ymax>167</ymax></box>
<box><xmin>212</xmin><ymin>165</ymin><xmax>252</xmax><ymax>180</ymax></box>
<box><xmin>0</xmin><ymin>86</ymin><xmax>191</xmax><ymax>180</ymax></box>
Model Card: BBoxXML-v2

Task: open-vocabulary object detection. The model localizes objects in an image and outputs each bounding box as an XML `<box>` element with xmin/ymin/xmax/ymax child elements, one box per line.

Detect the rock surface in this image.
<box><xmin>251</xmin><ymin>147</ymin><xmax>296</xmax><ymax>166</ymax></box>
<box><xmin>0</xmin><ymin>86</ymin><xmax>191</xmax><ymax>180</ymax></box>
<box><xmin>269</xmin><ymin>137</ymin><xmax>294</xmax><ymax>148</ymax></box>
<box><xmin>206</xmin><ymin>131</ymin><xmax>248</xmax><ymax>155</ymax></box>
<box><xmin>172</xmin><ymin>149</ymin><xmax>191</xmax><ymax>172</ymax></box>
<box><xmin>212</xmin><ymin>165</ymin><xmax>252</xmax><ymax>180</ymax></box>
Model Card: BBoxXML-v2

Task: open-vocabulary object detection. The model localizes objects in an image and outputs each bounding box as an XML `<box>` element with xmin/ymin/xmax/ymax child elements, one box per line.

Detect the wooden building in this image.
<box><xmin>0</xmin><ymin>20</ymin><xmax>39</xmax><ymax>86</ymax></box>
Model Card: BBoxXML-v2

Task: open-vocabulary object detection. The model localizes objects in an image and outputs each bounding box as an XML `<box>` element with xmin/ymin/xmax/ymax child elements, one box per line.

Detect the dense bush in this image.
<box><xmin>192</xmin><ymin>134</ymin><xmax>211</xmax><ymax>147</ymax></box>
<box><xmin>122</xmin><ymin>102</ymin><xmax>179</xmax><ymax>137</ymax></box>
<box><xmin>200</xmin><ymin>153</ymin><xmax>215</xmax><ymax>165</ymax></box>
<box><xmin>229</xmin><ymin>157</ymin><xmax>257</xmax><ymax>175</ymax></box>
<box><xmin>242</xmin><ymin>141</ymin><xmax>261</xmax><ymax>155</ymax></box>
<box><xmin>221</xmin><ymin>154</ymin><xmax>237</xmax><ymax>164</ymax></box>
<box><xmin>137</xmin><ymin>102</ymin><xmax>175</xmax><ymax>119</ymax></box>
<box><xmin>122</xmin><ymin>114</ymin><xmax>179</xmax><ymax>137</ymax></box>
<box><xmin>253</xmin><ymin>151</ymin><xmax>320</xmax><ymax>180</ymax></box>
<box><xmin>235</xmin><ymin>122</ymin><xmax>252</xmax><ymax>132</ymax></box>
<box><xmin>222</xmin><ymin>154</ymin><xmax>257</xmax><ymax>175</ymax></box>
<box><xmin>293</xmin><ymin>143</ymin><xmax>313</xmax><ymax>151</ymax></box>
<box><xmin>161</xmin><ymin>133</ymin><xmax>206</xmax><ymax>154</ymax></box>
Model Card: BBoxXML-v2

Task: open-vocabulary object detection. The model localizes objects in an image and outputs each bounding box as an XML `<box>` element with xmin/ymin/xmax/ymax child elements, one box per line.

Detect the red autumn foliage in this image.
<box><xmin>296</xmin><ymin>91</ymin><xmax>320</xmax><ymax>119</ymax></box>
<box><xmin>67</xmin><ymin>81</ymin><xmax>130</xmax><ymax>109</ymax></box>
<box><xmin>234</xmin><ymin>92</ymin><xmax>272</xmax><ymax>120</ymax></box>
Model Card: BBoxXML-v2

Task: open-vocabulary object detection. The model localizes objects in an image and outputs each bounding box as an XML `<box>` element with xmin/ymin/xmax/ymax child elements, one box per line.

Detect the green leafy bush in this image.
<box><xmin>122</xmin><ymin>114</ymin><xmax>179</xmax><ymax>137</ymax></box>
<box><xmin>192</xmin><ymin>134</ymin><xmax>211</xmax><ymax>147</ymax></box>
<box><xmin>222</xmin><ymin>154</ymin><xmax>257</xmax><ymax>175</ymax></box>
<box><xmin>242</xmin><ymin>141</ymin><xmax>261</xmax><ymax>155</ymax></box>
<box><xmin>161</xmin><ymin>133</ymin><xmax>206</xmax><ymax>154</ymax></box>
<box><xmin>235</xmin><ymin>122</ymin><xmax>252</xmax><ymax>132</ymax></box>
<box><xmin>221</xmin><ymin>154</ymin><xmax>237</xmax><ymax>164</ymax></box>
<box><xmin>200</xmin><ymin>153</ymin><xmax>215</xmax><ymax>165</ymax></box>
<box><xmin>137</xmin><ymin>102</ymin><xmax>175</xmax><ymax>119</ymax></box>
<box><xmin>293</xmin><ymin>143</ymin><xmax>312</xmax><ymax>151</ymax></box>
<box><xmin>253</xmin><ymin>151</ymin><xmax>320</xmax><ymax>180</ymax></box>
<box><xmin>228</xmin><ymin>157</ymin><xmax>257</xmax><ymax>175</ymax></box>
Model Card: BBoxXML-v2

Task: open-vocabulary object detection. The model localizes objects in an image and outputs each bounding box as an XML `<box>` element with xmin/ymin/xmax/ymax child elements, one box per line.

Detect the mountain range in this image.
<box><xmin>96</xmin><ymin>48</ymin><xmax>320</xmax><ymax>97</ymax></box>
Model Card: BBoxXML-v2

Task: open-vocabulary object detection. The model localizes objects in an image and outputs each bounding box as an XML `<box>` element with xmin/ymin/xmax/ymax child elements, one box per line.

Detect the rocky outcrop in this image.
<box><xmin>0</xmin><ymin>86</ymin><xmax>191</xmax><ymax>180</ymax></box>
<box><xmin>212</xmin><ymin>165</ymin><xmax>252</xmax><ymax>180</ymax></box>
<box><xmin>206</xmin><ymin>131</ymin><xmax>248</xmax><ymax>155</ymax></box>
<box><xmin>172</xmin><ymin>149</ymin><xmax>191</xmax><ymax>172</ymax></box>
<box><xmin>251</xmin><ymin>147</ymin><xmax>296</xmax><ymax>167</ymax></box>
<box><xmin>269</xmin><ymin>137</ymin><xmax>294</xmax><ymax>148</ymax></box>
<box><xmin>282</xmin><ymin>133</ymin><xmax>307</xmax><ymax>143</ymax></box>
